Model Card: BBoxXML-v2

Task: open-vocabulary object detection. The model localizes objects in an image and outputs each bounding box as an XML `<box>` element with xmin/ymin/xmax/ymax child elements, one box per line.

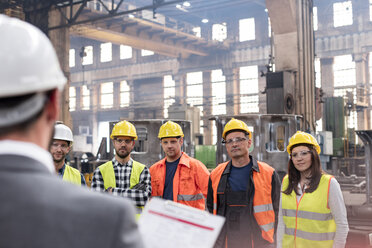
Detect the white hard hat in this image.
<box><xmin>0</xmin><ymin>15</ymin><xmax>66</xmax><ymax>128</ymax></box>
<box><xmin>0</xmin><ymin>14</ymin><xmax>66</xmax><ymax>98</ymax></box>
<box><xmin>54</xmin><ymin>124</ymin><xmax>73</xmax><ymax>143</ymax></box>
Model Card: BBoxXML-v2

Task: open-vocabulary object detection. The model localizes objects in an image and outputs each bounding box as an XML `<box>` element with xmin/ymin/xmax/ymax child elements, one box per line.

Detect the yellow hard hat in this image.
<box><xmin>287</xmin><ymin>131</ymin><xmax>321</xmax><ymax>154</ymax></box>
<box><xmin>110</xmin><ymin>120</ymin><xmax>137</xmax><ymax>140</ymax></box>
<box><xmin>222</xmin><ymin>118</ymin><xmax>252</xmax><ymax>139</ymax></box>
<box><xmin>158</xmin><ymin>121</ymin><xmax>184</xmax><ymax>139</ymax></box>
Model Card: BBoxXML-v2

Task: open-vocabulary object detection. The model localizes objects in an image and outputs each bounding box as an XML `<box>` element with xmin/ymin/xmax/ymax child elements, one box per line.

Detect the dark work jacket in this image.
<box><xmin>206</xmin><ymin>156</ymin><xmax>281</xmax><ymax>248</ymax></box>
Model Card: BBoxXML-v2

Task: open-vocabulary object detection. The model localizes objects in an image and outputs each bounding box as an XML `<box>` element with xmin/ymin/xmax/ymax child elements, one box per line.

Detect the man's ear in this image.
<box><xmin>45</xmin><ymin>89</ymin><xmax>60</xmax><ymax>124</ymax></box>
<box><xmin>248</xmin><ymin>138</ymin><xmax>252</xmax><ymax>148</ymax></box>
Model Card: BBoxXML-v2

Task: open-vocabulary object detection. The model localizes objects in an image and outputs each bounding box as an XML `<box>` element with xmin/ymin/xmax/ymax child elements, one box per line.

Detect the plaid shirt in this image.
<box><xmin>91</xmin><ymin>158</ymin><xmax>151</xmax><ymax>207</ymax></box>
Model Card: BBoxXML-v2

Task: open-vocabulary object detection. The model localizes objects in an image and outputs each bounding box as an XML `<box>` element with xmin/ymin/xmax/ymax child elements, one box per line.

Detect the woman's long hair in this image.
<box><xmin>283</xmin><ymin>143</ymin><xmax>323</xmax><ymax>195</ymax></box>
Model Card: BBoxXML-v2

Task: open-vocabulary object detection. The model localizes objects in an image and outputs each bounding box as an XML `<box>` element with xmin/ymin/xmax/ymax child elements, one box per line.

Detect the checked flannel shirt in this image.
<box><xmin>91</xmin><ymin>158</ymin><xmax>151</xmax><ymax>207</ymax></box>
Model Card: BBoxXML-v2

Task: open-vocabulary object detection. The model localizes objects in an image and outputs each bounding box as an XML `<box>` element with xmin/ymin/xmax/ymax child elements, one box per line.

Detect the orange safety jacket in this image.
<box><xmin>150</xmin><ymin>152</ymin><xmax>210</xmax><ymax>210</ymax></box>
<box><xmin>210</xmin><ymin>160</ymin><xmax>276</xmax><ymax>244</ymax></box>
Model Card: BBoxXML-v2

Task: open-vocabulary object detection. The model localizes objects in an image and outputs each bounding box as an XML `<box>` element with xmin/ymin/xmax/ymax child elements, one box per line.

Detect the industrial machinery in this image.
<box><xmin>343</xmin><ymin>130</ymin><xmax>372</xmax><ymax>248</ymax></box>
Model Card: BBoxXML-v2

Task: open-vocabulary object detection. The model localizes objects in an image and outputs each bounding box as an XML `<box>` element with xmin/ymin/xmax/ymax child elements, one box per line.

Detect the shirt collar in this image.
<box><xmin>0</xmin><ymin>140</ymin><xmax>55</xmax><ymax>174</ymax></box>
<box><xmin>58</xmin><ymin>163</ymin><xmax>66</xmax><ymax>176</ymax></box>
<box><xmin>112</xmin><ymin>157</ymin><xmax>133</xmax><ymax>167</ymax></box>
<box><xmin>178</xmin><ymin>152</ymin><xmax>190</xmax><ymax>168</ymax></box>
<box><xmin>223</xmin><ymin>155</ymin><xmax>258</xmax><ymax>175</ymax></box>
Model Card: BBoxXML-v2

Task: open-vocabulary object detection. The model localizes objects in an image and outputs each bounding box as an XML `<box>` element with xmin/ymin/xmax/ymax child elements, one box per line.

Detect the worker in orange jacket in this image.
<box><xmin>207</xmin><ymin>118</ymin><xmax>281</xmax><ymax>248</ymax></box>
<box><xmin>150</xmin><ymin>121</ymin><xmax>210</xmax><ymax>210</ymax></box>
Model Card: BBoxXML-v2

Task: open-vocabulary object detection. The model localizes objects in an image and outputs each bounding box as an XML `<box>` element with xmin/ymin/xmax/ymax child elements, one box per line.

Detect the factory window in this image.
<box><xmin>79</xmin><ymin>126</ymin><xmax>90</xmax><ymax>136</ymax></box>
<box><xmin>315</xmin><ymin>57</ymin><xmax>321</xmax><ymax>87</ymax></box>
<box><xmin>98</xmin><ymin>121</ymin><xmax>110</xmax><ymax>153</ymax></box>
<box><xmin>333</xmin><ymin>1</ymin><xmax>353</xmax><ymax>27</ymax></box>
<box><xmin>69</xmin><ymin>49</ymin><xmax>75</xmax><ymax>68</ymax></box>
<box><xmin>334</xmin><ymin>55</ymin><xmax>356</xmax><ymax>87</ymax></box>
<box><xmin>82</xmin><ymin>46</ymin><xmax>93</xmax><ymax>65</ymax></box>
<box><xmin>370</xmin><ymin>52</ymin><xmax>372</xmax><ymax>105</ymax></box>
<box><xmin>212</xmin><ymin>23</ymin><xmax>227</xmax><ymax>42</ymax></box>
<box><xmin>212</xmin><ymin>122</ymin><xmax>217</xmax><ymax>145</ymax></box>
<box><xmin>316</xmin><ymin>118</ymin><xmax>323</xmax><ymax>132</ymax></box>
<box><xmin>163</xmin><ymin>75</ymin><xmax>175</xmax><ymax>118</ymax></box>
<box><xmin>370</xmin><ymin>53</ymin><xmax>372</xmax><ymax>128</ymax></box>
<box><xmin>187</xmin><ymin>71</ymin><xmax>203</xmax><ymax>134</ymax></box>
<box><xmin>81</xmin><ymin>85</ymin><xmax>90</xmax><ymax>110</ymax></box>
<box><xmin>141</xmin><ymin>49</ymin><xmax>154</xmax><ymax>56</ymax></box>
<box><xmin>347</xmin><ymin>110</ymin><xmax>358</xmax><ymax>130</ymax></box>
<box><xmin>100</xmin><ymin>42</ymin><xmax>112</xmax><ymax>62</ymax></box>
<box><xmin>240</xmin><ymin>66</ymin><xmax>259</xmax><ymax>113</ymax></box>
<box><xmin>268</xmin><ymin>17</ymin><xmax>271</xmax><ymax>37</ymax></box>
<box><xmin>211</xmin><ymin>69</ymin><xmax>226</xmax><ymax>115</ymax></box>
<box><xmin>334</xmin><ymin>88</ymin><xmax>356</xmax><ymax>104</ymax></box>
<box><xmin>120</xmin><ymin>80</ymin><xmax>130</xmax><ymax>108</ymax></box>
<box><xmin>120</xmin><ymin>45</ymin><xmax>132</xmax><ymax>60</ymax></box>
<box><xmin>334</xmin><ymin>88</ymin><xmax>357</xmax><ymax>129</ymax></box>
<box><xmin>239</xmin><ymin>18</ymin><xmax>255</xmax><ymax>42</ymax></box>
<box><xmin>192</xmin><ymin>27</ymin><xmax>201</xmax><ymax>37</ymax></box>
<box><xmin>100</xmin><ymin>82</ymin><xmax>113</xmax><ymax>109</ymax></box>
<box><xmin>69</xmin><ymin>87</ymin><xmax>76</xmax><ymax>111</ymax></box>
<box><xmin>313</xmin><ymin>6</ymin><xmax>318</xmax><ymax>31</ymax></box>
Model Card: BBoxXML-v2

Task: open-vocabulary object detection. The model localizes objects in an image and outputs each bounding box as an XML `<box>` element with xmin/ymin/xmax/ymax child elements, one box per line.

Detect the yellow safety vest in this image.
<box><xmin>99</xmin><ymin>160</ymin><xmax>146</xmax><ymax>219</ymax></box>
<box><xmin>62</xmin><ymin>164</ymin><xmax>82</xmax><ymax>186</ymax></box>
<box><xmin>282</xmin><ymin>174</ymin><xmax>336</xmax><ymax>248</ymax></box>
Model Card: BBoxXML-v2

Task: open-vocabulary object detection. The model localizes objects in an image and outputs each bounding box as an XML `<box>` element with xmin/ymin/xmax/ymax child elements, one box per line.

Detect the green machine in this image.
<box><xmin>324</xmin><ymin>97</ymin><xmax>345</xmax><ymax>157</ymax></box>
<box><xmin>195</xmin><ymin>145</ymin><xmax>216</xmax><ymax>170</ymax></box>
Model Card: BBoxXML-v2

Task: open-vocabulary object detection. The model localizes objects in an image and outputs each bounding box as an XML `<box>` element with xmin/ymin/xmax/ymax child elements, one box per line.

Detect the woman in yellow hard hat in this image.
<box><xmin>277</xmin><ymin>131</ymin><xmax>349</xmax><ymax>248</ymax></box>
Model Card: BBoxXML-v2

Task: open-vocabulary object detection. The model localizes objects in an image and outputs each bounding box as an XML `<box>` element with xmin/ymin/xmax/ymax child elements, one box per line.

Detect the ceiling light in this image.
<box><xmin>201</xmin><ymin>19</ymin><xmax>209</xmax><ymax>23</ymax></box>
<box><xmin>176</xmin><ymin>4</ymin><xmax>182</xmax><ymax>9</ymax></box>
<box><xmin>128</xmin><ymin>14</ymin><xmax>135</xmax><ymax>18</ymax></box>
<box><xmin>183</xmin><ymin>1</ymin><xmax>191</xmax><ymax>7</ymax></box>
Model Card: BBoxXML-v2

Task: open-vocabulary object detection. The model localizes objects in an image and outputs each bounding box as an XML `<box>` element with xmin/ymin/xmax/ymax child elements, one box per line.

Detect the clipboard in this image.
<box><xmin>138</xmin><ymin>198</ymin><xmax>225</xmax><ymax>248</ymax></box>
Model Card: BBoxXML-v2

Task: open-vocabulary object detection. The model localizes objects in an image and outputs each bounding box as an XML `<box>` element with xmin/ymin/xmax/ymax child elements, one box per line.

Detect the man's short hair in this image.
<box><xmin>0</xmin><ymin>91</ymin><xmax>52</xmax><ymax>137</ymax></box>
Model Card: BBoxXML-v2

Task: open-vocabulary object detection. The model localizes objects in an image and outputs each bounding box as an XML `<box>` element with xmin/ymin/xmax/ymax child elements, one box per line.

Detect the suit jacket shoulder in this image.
<box><xmin>0</xmin><ymin>154</ymin><xmax>143</xmax><ymax>248</ymax></box>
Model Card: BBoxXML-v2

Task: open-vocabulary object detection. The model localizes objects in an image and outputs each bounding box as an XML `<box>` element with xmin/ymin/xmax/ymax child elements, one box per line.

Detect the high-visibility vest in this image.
<box><xmin>150</xmin><ymin>152</ymin><xmax>210</xmax><ymax>210</ymax></box>
<box><xmin>99</xmin><ymin>160</ymin><xmax>146</xmax><ymax>219</ymax></box>
<box><xmin>99</xmin><ymin>160</ymin><xmax>146</xmax><ymax>190</ymax></box>
<box><xmin>210</xmin><ymin>161</ymin><xmax>275</xmax><ymax>243</ymax></box>
<box><xmin>281</xmin><ymin>174</ymin><xmax>336</xmax><ymax>248</ymax></box>
<box><xmin>62</xmin><ymin>164</ymin><xmax>82</xmax><ymax>186</ymax></box>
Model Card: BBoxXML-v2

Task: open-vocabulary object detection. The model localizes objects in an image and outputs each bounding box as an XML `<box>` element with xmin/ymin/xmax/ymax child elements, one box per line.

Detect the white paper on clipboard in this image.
<box><xmin>138</xmin><ymin>198</ymin><xmax>225</xmax><ymax>248</ymax></box>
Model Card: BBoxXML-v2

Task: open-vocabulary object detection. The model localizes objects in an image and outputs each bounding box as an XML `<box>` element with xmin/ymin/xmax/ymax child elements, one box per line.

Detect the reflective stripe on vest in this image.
<box><xmin>285</xmin><ymin>227</ymin><xmax>336</xmax><ymax>241</ymax></box>
<box><xmin>177</xmin><ymin>193</ymin><xmax>204</xmax><ymax>202</ymax></box>
<box><xmin>210</xmin><ymin>161</ymin><xmax>275</xmax><ymax>243</ymax></box>
<box><xmin>281</xmin><ymin>174</ymin><xmax>336</xmax><ymax>248</ymax></box>
<box><xmin>149</xmin><ymin>152</ymin><xmax>209</xmax><ymax>210</ymax></box>
<box><xmin>99</xmin><ymin>160</ymin><xmax>146</xmax><ymax>189</ymax></box>
<box><xmin>282</xmin><ymin>209</ymin><xmax>333</xmax><ymax>221</ymax></box>
<box><xmin>62</xmin><ymin>164</ymin><xmax>81</xmax><ymax>185</ymax></box>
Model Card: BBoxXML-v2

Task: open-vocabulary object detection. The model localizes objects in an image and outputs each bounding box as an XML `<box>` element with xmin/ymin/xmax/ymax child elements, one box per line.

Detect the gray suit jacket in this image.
<box><xmin>0</xmin><ymin>154</ymin><xmax>144</xmax><ymax>248</ymax></box>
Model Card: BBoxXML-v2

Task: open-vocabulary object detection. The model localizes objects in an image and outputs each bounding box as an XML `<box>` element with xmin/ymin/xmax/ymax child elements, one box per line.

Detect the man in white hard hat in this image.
<box><xmin>50</xmin><ymin>123</ymin><xmax>86</xmax><ymax>186</ymax></box>
<box><xmin>0</xmin><ymin>14</ymin><xmax>143</xmax><ymax>248</ymax></box>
